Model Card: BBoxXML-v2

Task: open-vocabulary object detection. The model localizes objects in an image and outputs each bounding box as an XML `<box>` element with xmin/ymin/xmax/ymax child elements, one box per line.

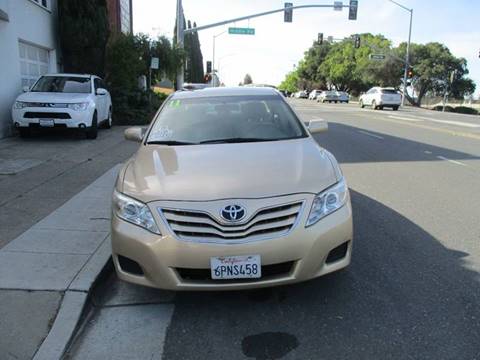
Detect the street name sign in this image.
<box><xmin>150</xmin><ymin>57</ymin><xmax>159</xmax><ymax>69</ymax></box>
<box><xmin>369</xmin><ymin>54</ymin><xmax>386</xmax><ymax>61</ymax></box>
<box><xmin>228</xmin><ymin>27</ymin><xmax>255</xmax><ymax>35</ymax></box>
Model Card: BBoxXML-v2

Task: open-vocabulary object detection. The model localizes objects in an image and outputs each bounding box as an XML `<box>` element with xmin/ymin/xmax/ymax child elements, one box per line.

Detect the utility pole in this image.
<box><xmin>389</xmin><ymin>0</ymin><xmax>413</xmax><ymax>107</ymax></box>
<box><xmin>175</xmin><ymin>0</ymin><xmax>184</xmax><ymax>90</ymax></box>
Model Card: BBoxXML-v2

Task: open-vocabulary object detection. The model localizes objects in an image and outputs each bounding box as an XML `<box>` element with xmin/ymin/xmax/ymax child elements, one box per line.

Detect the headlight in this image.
<box><xmin>112</xmin><ymin>190</ymin><xmax>160</xmax><ymax>234</ymax></box>
<box><xmin>306</xmin><ymin>178</ymin><xmax>348</xmax><ymax>227</ymax></box>
<box><xmin>67</xmin><ymin>102</ymin><xmax>89</xmax><ymax>111</ymax></box>
<box><xmin>13</xmin><ymin>101</ymin><xmax>27</xmax><ymax>109</ymax></box>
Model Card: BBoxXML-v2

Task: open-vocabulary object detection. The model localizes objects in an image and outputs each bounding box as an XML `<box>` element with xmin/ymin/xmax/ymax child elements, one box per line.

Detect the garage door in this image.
<box><xmin>18</xmin><ymin>42</ymin><xmax>50</xmax><ymax>88</ymax></box>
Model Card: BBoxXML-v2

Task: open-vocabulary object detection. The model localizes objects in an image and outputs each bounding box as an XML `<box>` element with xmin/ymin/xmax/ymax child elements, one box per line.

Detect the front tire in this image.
<box><xmin>371</xmin><ymin>100</ymin><xmax>377</xmax><ymax>110</ymax></box>
<box><xmin>86</xmin><ymin>112</ymin><xmax>98</xmax><ymax>139</ymax></box>
<box><xmin>104</xmin><ymin>108</ymin><xmax>112</xmax><ymax>129</ymax></box>
<box><xmin>360</xmin><ymin>100</ymin><xmax>365</xmax><ymax>108</ymax></box>
<box><xmin>393</xmin><ymin>106</ymin><xmax>399</xmax><ymax>111</ymax></box>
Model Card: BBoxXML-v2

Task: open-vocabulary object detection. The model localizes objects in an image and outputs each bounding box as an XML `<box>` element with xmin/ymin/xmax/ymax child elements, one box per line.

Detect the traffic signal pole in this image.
<box><xmin>175</xmin><ymin>2</ymin><xmax>358</xmax><ymax>89</ymax></box>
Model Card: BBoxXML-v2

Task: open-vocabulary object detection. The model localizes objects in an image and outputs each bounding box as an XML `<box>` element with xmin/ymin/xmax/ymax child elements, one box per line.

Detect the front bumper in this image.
<box><xmin>111</xmin><ymin>193</ymin><xmax>353</xmax><ymax>291</ymax></box>
<box><xmin>12</xmin><ymin>106</ymin><xmax>94</xmax><ymax>129</ymax></box>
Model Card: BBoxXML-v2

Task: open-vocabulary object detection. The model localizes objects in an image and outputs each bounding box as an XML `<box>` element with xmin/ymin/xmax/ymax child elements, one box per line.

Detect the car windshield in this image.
<box><xmin>31</xmin><ymin>76</ymin><xmax>91</xmax><ymax>94</ymax></box>
<box><xmin>147</xmin><ymin>95</ymin><xmax>307</xmax><ymax>144</ymax></box>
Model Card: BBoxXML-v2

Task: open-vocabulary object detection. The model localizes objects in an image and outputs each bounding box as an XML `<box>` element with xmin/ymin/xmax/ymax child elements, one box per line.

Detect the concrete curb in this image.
<box><xmin>32</xmin><ymin>237</ymin><xmax>113</xmax><ymax>360</ymax></box>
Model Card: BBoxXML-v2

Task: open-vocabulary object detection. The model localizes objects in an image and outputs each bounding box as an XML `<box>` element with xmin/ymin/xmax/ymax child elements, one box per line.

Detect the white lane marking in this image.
<box><xmin>424</xmin><ymin>150</ymin><xmax>432</xmax><ymax>154</ymax></box>
<box><xmin>358</xmin><ymin>130</ymin><xmax>384</xmax><ymax>139</ymax></box>
<box><xmin>436</xmin><ymin>155</ymin><xmax>467</xmax><ymax>166</ymax></box>
<box><xmin>388</xmin><ymin>115</ymin><xmax>424</xmax><ymax>122</ymax></box>
<box><xmin>424</xmin><ymin>118</ymin><xmax>480</xmax><ymax>128</ymax></box>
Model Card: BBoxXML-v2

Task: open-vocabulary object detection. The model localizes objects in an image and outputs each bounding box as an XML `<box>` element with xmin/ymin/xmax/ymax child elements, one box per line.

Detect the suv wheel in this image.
<box><xmin>371</xmin><ymin>100</ymin><xmax>377</xmax><ymax>110</ymax></box>
<box><xmin>360</xmin><ymin>100</ymin><xmax>364</xmax><ymax>108</ymax></box>
<box><xmin>393</xmin><ymin>106</ymin><xmax>399</xmax><ymax>111</ymax></box>
<box><xmin>86</xmin><ymin>112</ymin><xmax>98</xmax><ymax>139</ymax></box>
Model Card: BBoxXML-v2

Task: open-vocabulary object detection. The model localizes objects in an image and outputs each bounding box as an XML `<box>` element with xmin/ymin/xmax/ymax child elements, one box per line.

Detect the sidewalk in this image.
<box><xmin>0</xmin><ymin>165</ymin><xmax>120</xmax><ymax>360</ymax></box>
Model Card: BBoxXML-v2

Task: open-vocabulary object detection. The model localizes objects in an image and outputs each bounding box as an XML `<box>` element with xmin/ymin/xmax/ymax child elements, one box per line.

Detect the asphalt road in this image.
<box><xmin>68</xmin><ymin>101</ymin><xmax>480</xmax><ymax>360</ymax></box>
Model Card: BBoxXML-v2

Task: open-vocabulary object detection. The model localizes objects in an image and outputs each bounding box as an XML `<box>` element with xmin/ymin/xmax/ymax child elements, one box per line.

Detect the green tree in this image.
<box><xmin>243</xmin><ymin>74</ymin><xmax>253</xmax><ymax>85</ymax></box>
<box><xmin>278</xmin><ymin>70</ymin><xmax>299</xmax><ymax>93</ymax></box>
<box><xmin>58</xmin><ymin>0</ymin><xmax>109</xmax><ymax>76</ymax></box>
<box><xmin>397</xmin><ymin>42</ymin><xmax>476</xmax><ymax>105</ymax></box>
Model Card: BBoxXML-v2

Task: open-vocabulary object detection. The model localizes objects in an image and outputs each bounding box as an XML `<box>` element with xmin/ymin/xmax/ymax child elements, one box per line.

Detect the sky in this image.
<box><xmin>133</xmin><ymin>0</ymin><xmax>480</xmax><ymax>97</ymax></box>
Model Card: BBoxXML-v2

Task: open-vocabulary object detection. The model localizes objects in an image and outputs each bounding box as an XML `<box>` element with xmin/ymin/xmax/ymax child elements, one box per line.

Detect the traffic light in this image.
<box><xmin>284</xmin><ymin>2</ymin><xmax>293</xmax><ymax>23</ymax></box>
<box><xmin>318</xmin><ymin>33</ymin><xmax>323</xmax><ymax>45</ymax></box>
<box><xmin>349</xmin><ymin>0</ymin><xmax>358</xmax><ymax>20</ymax></box>
<box><xmin>354</xmin><ymin>35</ymin><xmax>361</xmax><ymax>48</ymax></box>
<box><xmin>407</xmin><ymin>67</ymin><xmax>414</xmax><ymax>78</ymax></box>
<box><xmin>206</xmin><ymin>61</ymin><xmax>212</xmax><ymax>74</ymax></box>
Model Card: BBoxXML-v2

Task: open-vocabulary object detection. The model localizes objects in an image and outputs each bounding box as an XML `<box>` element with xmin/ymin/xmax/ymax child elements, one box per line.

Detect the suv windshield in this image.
<box><xmin>31</xmin><ymin>76</ymin><xmax>92</xmax><ymax>94</ymax></box>
<box><xmin>147</xmin><ymin>95</ymin><xmax>307</xmax><ymax>144</ymax></box>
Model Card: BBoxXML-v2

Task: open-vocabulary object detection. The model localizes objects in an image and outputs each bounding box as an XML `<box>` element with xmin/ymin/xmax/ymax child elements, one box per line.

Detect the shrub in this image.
<box><xmin>432</xmin><ymin>105</ymin><xmax>454</xmax><ymax>112</ymax></box>
<box><xmin>453</xmin><ymin>106</ymin><xmax>478</xmax><ymax>115</ymax></box>
<box><xmin>105</xmin><ymin>34</ymin><xmax>169</xmax><ymax>125</ymax></box>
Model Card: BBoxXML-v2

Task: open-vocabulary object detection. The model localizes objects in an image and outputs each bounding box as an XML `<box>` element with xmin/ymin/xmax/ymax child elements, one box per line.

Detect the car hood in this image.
<box><xmin>17</xmin><ymin>92</ymin><xmax>91</xmax><ymax>103</ymax></box>
<box><xmin>121</xmin><ymin>138</ymin><xmax>338</xmax><ymax>202</ymax></box>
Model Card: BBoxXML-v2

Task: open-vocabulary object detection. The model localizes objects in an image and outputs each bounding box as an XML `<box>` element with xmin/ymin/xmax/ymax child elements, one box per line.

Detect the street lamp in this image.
<box><xmin>388</xmin><ymin>0</ymin><xmax>413</xmax><ymax>107</ymax></box>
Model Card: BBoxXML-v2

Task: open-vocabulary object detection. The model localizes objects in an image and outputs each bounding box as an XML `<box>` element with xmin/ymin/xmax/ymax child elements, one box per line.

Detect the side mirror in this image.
<box><xmin>23</xmin><ymin>86</ymin><xmax>30</xmax><ymax>93</ymax></box>
<box><xmin>124</xmin><ymin>127</ymin><xmax>145</xmax><ymax>142</ymax></box>
<box><xmin>307</xmin><ymin>119</ymin><xmax>328</xmax><ymax>134</ymax></box>
<box><xmin>96</xmin><ymin>88</ymin><xmax>108</xmax><ymax>96</ymax></box>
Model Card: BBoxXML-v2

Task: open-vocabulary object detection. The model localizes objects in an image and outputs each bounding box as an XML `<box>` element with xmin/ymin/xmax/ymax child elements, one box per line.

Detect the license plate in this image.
<box><xmin>39</xmin><ymin>119</ymin><xmax>55</xmax><ymax>127</ymax></box>
<box><xmin>210</xmin><ymin>255</ymin><xmax>261</xmax><ymax>280</ymax></box>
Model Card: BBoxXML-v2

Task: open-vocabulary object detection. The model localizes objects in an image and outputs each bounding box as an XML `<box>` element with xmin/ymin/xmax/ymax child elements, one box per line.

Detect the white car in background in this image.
<box><xmin>308</xmin><ymin>90</ymin><xmax>321</xmax><ymax>100</ymax></box>
<box><xmin>294</xmin><ymin>90</ymin><xmax>308</xmax><ymax>99</ymax></box>
<box><xmin>336</xmin><ymin>91</ymin><xmax>350</xmax><ymax>103</ymax></box>
<box><xmin>12</xmin><ymin>73</ymin><xmax>112</xmax><ymax>139</ymax></box>
<box><xmin>359</xmin><ymin>87</ymin><xmax>401</xmax><ymax>110</ymax></box>
<box><xmin>317</xmin><ymin>91</ymin><xmax>339</xmax><ymax>103</ymax></box>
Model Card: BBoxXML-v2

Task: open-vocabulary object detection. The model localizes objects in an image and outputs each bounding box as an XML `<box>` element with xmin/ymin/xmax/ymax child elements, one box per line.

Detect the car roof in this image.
<box><xmin>43</xmin><ymin>73</ymin><xmax>94</xmax><ymax>78</ymax></box>
<box><xmin>171</xmin><ymin>86</ymin><xmax>281</xmax><ymax>99</ymax></box>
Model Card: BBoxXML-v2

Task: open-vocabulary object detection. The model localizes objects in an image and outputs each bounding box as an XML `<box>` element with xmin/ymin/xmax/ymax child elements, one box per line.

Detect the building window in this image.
<box><xmin>19</xmin><ymin>42</ymin><xmax>50</xmax><ymax>88</ymax></box>
<box><xmin>30</xmin><ymin>0</ymin><xmax>49</xmax><ymax>10</ymax></box>
<box><xmin>120</xmin><ymin>0</ymin><xmax>131</xmax><ymax>33</ymax></box>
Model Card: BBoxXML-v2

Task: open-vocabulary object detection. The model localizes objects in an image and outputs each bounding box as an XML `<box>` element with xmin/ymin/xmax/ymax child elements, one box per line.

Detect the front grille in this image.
<box><xmin>161</xmin><ymin>201</ymin><xmax>304</xmax><ymax>243</ymax></box>
<box><xmin>176</xmin><ymin>261</ymin><xmax>295</xmax><ymax>282</ymax></box>
<box><xmin>24</xmin><ymin>112</ymin><xmax>71</xmax><ymax>119</ymax></box>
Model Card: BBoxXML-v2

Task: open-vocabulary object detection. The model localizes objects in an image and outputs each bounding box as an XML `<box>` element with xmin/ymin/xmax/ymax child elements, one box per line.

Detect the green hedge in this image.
<box><xmin>432</xmin><ymin>105</ymin><xmax>478</xmax><ymax>115</ymax></box>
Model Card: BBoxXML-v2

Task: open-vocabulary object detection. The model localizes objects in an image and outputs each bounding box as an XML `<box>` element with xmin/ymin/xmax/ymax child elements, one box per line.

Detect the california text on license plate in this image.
<box><xmin>210</xmin><ymin>255</ymin><xmax>261</xmax><ymax>279</ymax></box>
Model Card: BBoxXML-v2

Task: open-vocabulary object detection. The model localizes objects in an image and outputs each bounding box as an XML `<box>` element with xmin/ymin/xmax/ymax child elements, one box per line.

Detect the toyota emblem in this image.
<box><xmin>220</xmin><ymin>205</ymin><xmax>246</xmax><ymax>222</ymax></box>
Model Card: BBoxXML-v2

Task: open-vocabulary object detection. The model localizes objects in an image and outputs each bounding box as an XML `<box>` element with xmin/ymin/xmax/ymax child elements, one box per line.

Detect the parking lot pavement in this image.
<box><xmin>0</xmin><ymin>126</ymin><xmax>138</xmax><ymax>248</ymax></box>
<box><xmin>67</xmin><ymin>100</ymin><xmax>480</xmax><ymax>359</ymax></box>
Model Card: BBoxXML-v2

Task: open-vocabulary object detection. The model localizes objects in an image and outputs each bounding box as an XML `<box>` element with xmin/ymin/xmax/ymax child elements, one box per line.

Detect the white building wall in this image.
<box><xmin>0</xmin><ymin>0</ymin><xmax>59</xmax><ymax>138</ymax></box>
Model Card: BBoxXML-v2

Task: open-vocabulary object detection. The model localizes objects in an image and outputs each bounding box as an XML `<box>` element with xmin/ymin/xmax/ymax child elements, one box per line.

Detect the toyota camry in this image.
<box><xmin>111</xmin><ymin>87</ymin><xmax>353</xmax><ymax>290</ymax></box>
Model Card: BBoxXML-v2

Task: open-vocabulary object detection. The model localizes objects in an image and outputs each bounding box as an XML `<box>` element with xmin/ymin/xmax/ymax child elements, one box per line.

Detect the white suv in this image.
<box><xmin>359</xmin><ymin>87</ymin><xmax>401</xmax><ymax>110</ymax></box>
<box><xmin>12</xmin><ymin>73</ymin><xmax>112</xmax><ymax>139</ymax></box>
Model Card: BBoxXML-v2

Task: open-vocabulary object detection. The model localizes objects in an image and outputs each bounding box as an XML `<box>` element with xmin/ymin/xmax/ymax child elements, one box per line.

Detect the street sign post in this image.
<box><xmin>369</xmin><ymin>54</ymin><xmax>386</xmax><ymax>60</ymax></box>
<box><xmin>228</xmin><ymin>27</ymin><xmax>255</xmax><ymax>35</ymax></box>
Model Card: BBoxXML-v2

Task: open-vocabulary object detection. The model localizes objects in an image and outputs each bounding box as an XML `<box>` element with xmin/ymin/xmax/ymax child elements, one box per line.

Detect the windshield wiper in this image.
<box><xmin>198</xmin><ymin>137</ymin><xmax>278</xmax><ymax>144</ymax></box>
<box><xmin>147</xmin><ymin>140</ymin><xmax>196</xmax><ymax>146</ymax></box>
